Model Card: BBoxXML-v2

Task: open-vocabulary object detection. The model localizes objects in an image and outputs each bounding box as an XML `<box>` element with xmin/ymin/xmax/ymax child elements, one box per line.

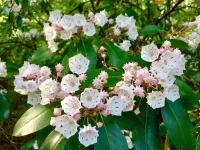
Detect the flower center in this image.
<box><xmin>76</xmin><ymin>65</ymin><xmax>82</xmax><ymax>70</ymax></box>
<box><xmin>87</xmin><ymin>96</ymin><xmax>92</xmax><ymax>101</ymax></box>
<box><xmin>70</xmin><ymin>82</ymin><xmax>75</xmax><ymax>87</ymax></box>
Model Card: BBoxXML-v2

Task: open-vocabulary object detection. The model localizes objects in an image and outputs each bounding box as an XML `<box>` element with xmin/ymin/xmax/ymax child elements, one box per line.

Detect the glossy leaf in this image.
<box><xmin>13</xmin><ymin>104</ymin><xmax>53</xmax><ymax>136</ymax></box>
<box><xmin>29</xmin><ymin>45</ymin><xmax>53</xmax><ymax>64</ymax></box>
<box><xmin>194</xmin><ymin>72</ymin><xmax>200</xmax><ymax>82</ymax></box>
<box><xmin>0</xmin><ymin>93</ymin><xmax>10</xmax><ymax>120</ymax></box>
<box><xmin>103</xmin><ymin>41</ymin><xmax>130</xmax><ymax>70</ymax></box>
<box><xmin>161</xmin><ymin>100</ymin><xmax>196</xmax><ymax>149</ymax></box>
<box><xmin>139</xmin><ymin>25</ymin><xmax>160</xmax><ymax>35</ymax></box>
<box><xmin>77</xmin><ymin>38</ymin><xmax>97</xmax><ymax>70</ymax></box>
<box><xmin>22</xmin><ymin>0</ymin><xmax>29</xmax><ymax>10</ymax></box>
<box><xmin>132</xmin><ymin>102</ymin><xmax>159</xmax><ymax>150</ymax></box>
<box><xmin>20</xmin><ymin>140</ymin><xmax>35</xmax><ymax>150</ymax></box>
<box><xmin>94</xmin><ymin>117</ymin><xmax>128</xmax><ymax>150</ymax></box>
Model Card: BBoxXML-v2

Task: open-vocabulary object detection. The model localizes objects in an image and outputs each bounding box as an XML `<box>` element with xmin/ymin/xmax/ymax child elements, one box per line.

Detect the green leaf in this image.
<box><xmin>13</xmin><ymin>104</ymin><xmax>53</xmax><ymax>136</ymax></box>
<box><xmin>103</xmin><ymin>41</ymin><xmax>130</xmax><ymax>70</ymax></box>
<box><xmin>77</xmin><ymin>38</ymin><xmax>97</xmax><ymax>70</ymax></box>
<box><xmin>175</xmin><ymin>79</ymin><xmax>200</xmax><ymax>109</ymax></box>
<box><xmin>0</xmin><ymin>93</ymin><xmax>10</xmax><ymax>120</ymax></box>
<box><xmin>29</xmin><ymin>45</ymin><xmax>53</xmax><ymax>64</ymax></box>
<box><xmin>16</xmin><ymin>16</ymin><xmax>22</xmax><ymax>28</ymax></box>
<box><xmin>110</xmin><ymin>111</ymin><xmax>141</xmax><ymax>130</ymax></box>
<box><xmin>194</xmin><ymin>72</ymin><xmax>200</xmax><ymax>82</ymax></box>
<box><xmin>20</xmin><ymin>140</ymin><xmax>35</xmax><ymax>150</ymax></box>
<box><xmin>40</xmin><ymin>130</ymin><xmax>67</xmax><ymax>150</ymax></box>
<box><xmin>81</xmin><ymin>69</ymin><xmax>122</xmax><ymax>88</ymax></box>
<box><xmin>139</xmin><ymin>25</ymin><xmax>160</xmax><ymax>35</ymax></box>
<box><xmin>161</xmin><ymin>100</ymin><xmax>196</xmax><ymax>149</ymax></box>
<box><xmin>132</xmin><ymin>102</ymin><xmax>159</xmax><ymax>150</ymax></box>
<box><xmin>197</xmin><ymin>135</ymin><xmax>200</xmax><ymax>150</ymax></box>
<box><xmin>22</xmin><ymin>0</ymin><xmax>29</xmax><ymax>10</ymax></box>
<box><xmin>94</xmin><ymin>117</ymin><xmax>128</xmax><ymax>150</ymax></box>
<box><xmin>36</xmin><ymin>126</ymin><xmax>54</xmax><ymax>146</ymax></box>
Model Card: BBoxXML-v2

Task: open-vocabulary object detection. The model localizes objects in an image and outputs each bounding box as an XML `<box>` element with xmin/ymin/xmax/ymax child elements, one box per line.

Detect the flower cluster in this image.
<box><xmin>118</xmin><ymin>41</ymin><xmax>186</xmax><ymax>109</ymax></box>
<box><xmin>43</xmin><ymin>10</ymin><xmax>138</xmax><ymax>52</ymax></box>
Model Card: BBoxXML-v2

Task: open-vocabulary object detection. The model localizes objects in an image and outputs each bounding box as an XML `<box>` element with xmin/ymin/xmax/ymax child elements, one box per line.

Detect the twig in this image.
<box><xmin>155</xmin><ymin>0</ymin><xmax>184</xmax><ymax>25</ymax></box>
<box><xmin>0</xmin><ymin>126</ymin><xmax>17</xmax><ymax>150</ymax></box>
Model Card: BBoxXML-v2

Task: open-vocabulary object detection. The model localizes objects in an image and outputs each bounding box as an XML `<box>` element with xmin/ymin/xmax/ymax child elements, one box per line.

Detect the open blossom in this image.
<box><xmin>25</xmin><ymin>80</ymin><xmax>38</xmax><ymax>93</ymax></box>
<box><xmin>116</xmin><ymin>14</ymin><xmax>130</xmax><ymax>28</ymax></box>
<box><xmin>141</xmin><ymin>43</ymin><xmax>160</xmax><ymax>62</ymax></box>
<box><xmin>79</xmin><ymin>124</ymin><xmax>98</xmax><ymax>147</ymax></box>
<box><xmin>150</xmin><ymin>61</ymin><xmax>170</xmax><ymax>79</ymax></box>
<box><xmin>147</xmin><ymin>91</ymin><xmax>165</xmax><ymax>109</ymax></box>
<box><xmin>106</xmin><ymin>96</ymin><xmax>127</xmax><ymax>116</ymax></box>
<box><xmin>43</xmin><ymin>23</ymin><xmax>57</xmax><ymax>41</ymax></box>
<box><xmin>83</xmin><ymin>22</ymin><xmax>96</xmax><ymax>36</ymax></box>
<box><xmin>59</xmin><ymin>15</ymin><xmax>76</xmax><ymax>30</ymax></box>
<box><xmin>61</xmin><ymin>95</ymin><xmax>82</xmax><ymax>116</ymax></box>
<box><xmin>48</xmin><ymin>40</ymin><xmax>58</xmax><ymax>52</ymax></box>
<box><xmin>19</xmin><ymin>62</ymin><xmax>40</xmax><ymax>79</ymax></box>
<box><xmin>123</xmin><ymin>96</ymin><xmax>135</xmax><ymax>112</ymax></box>
<box><xmin>80</xmin><ymin>88</ymin><xmax>101</xmax><ymax>109</ymax></box>
<box><xmin>0</xmin><ymin>62</ymin><xmax>7</xmax><ymax>77</ymax></box>
<box><xmin>74</xmin><ymin>14</ymin><xmax>87</xmax><ymax>26</ymax></box>
<box><xmin>54</xmin><ymin>115</ymin><xmax>79</xmax><ymax>138</ymax></box>
<box><xmin>159</xmin><ymin>74</ymin><xmax>176</xmax><ymax>88</ymax></box>
<box><xmin>48</xmin><ymin>10</ymin><xmax>61</xmax><ymax>23</ymax></box>
<box><xmin>61</xmin><ymin>74</ymin><xmax>80</xmax><ymax>93</ymax></box>
<box><xmin>164</xmin><ymin>84</ymin><xmax>180</xmax><ymax>102</ymax></box>
<box><xmin>40</xmin><ymin>66</ymin><xmax>51</xmax><ymax>77</ymax></box>
<box><xmin>60</xmin><ymin>29</ymin><xmax>72</xmax><ymax>40</ymax></box>
<box><xmin>27</xmin><ymin>92</ymin><xmax>41</xmax><ymax>105</ymax></box>
<box><xmin>119</xmin><ymin>40</ymin><xmax>131</xmax><ymax>52</ymax></box>
<box><xmin>115</xmin><ymin>81</ymin><xmax>135</xmax><ymax>98</ymax></box>
<box><xmin>55</xmin><ymin>63</ymin><xmax>64</xmax><ymax>72</ymax></box>
<box><xmin>94</xmin><ymin>10</ymin><xmax>108</xmax><ymax>27</ymax></box>
<box><xmin>69</xmin><ymin>53</ymin><xmax>90</xmax><ymax>74</ymax></box>
<box><xmin>127</xmin><ymin>26</ymin><xmax>138</xmax><ymax>40</ymax></box>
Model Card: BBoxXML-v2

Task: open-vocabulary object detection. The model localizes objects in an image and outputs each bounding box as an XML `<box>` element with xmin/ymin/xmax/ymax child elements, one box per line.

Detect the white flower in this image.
<box><xmin>43</xmin><ymin>23</ymin><xmax>57</xmax><ymax>41</ymax></box>
<box><xmin>40</xmin><ymin>66</ymin><xmax>51</xmax><ymax>77</ymax></box>
<box><xmin>29</xmin><ymin>29</ymin><xmax>38</xmax><ymax>37</ymax></box>
<box><xmin>69</xmin><ymin>53</ymin><xmax>90</xmax><ymax>74</ymax></box>
<box><xmin>48</xmin><ymin>10</ymin><xmax>61</xmax><ymax>23</ymax></box>
<box><xmin>94</xmin><ymin>10</ymin><xmax>108</xmax><ymax>27</ymax></box>
<box><xmin>116</xmin><ymin>14</ymin><xmax>130</xmax><ymax>28</ymax></box>
<box><xmin>83</xmin><ymin>22</ymin><xmax>96</xmax><ymax>36</ymax></box>
<box><xmin>19</xmin><ymin>62</ymin><xmax>40</xmax><ymax>78</ymax></box>
<box><xmin>141</xmin><ymin>43</ymin><xmax>160</xmax><ymax>62</ymax></box>
<box><xmin>80</xmin><ymin>88</ymin><xmax>101</xmax><ymax>109</ymax></box>
<box><xmin>74</xmin><ymin>14</ymin><xmax>87</xmax><ymax>26</ymax></box>
<box><xmin>164</xmin><ymin>85</ymin><xmax>180</xmax><ymax>102</ymax></box>
<box><xmin>25</xmin><ymin>80</ymin><xmax>38</xmax><ymax>93</ymax></box>
<box><xmin>61</xmin><ymin>95</ymin><xmax>82</xmax><ymax>116</ymax></box>
<box><xmin>125</xmin><ymin>136</ymin><xmax>133</xmax><ymax>149</ymax></box>
<box><xmin>159</xmin><ymin>74</ymin><xmax>176</xmax><ymax>88</ymax></box>
<box><xmin>119</xmin><ymin>40</ymin><xmax>131</xmax><ymax>52</ymax></box>
<box><xmin>106</xmin><ymin>96</ymin><xmax>127</xmax><ymax>116</ymax></box>
<box><xmin>0</xmin><ymin>62</ymin><xmax>7</xmax><ymax>77</ymax></box>
<box><xmin>48</xmin><ymin>40</ymin><xmax>58</xmax><ymax>53</ymax></box>
<box><xmin>115</xmin><ymin>81</ymin><xmax>135</xmax><ymax>98</ymax></box>
<box><xmin>127</xmin><ymin>26</ymin><xmax>138</xmax><ymax>41</ymax></box>
<box><xmin>150</xmin><ymin>61</ymin><xmax>170</xmax><ymax>79</ymax></box>
<box><xmin>123</xmin><ymin>96</ymin><xmax>135</xmax><ymax>112</ymax></box>
<box><xmin>55</xmin><ymin>115</ymin><xmax>78</xmax><ymax>138</ymax></box>
<box><xmin>146</xmin><ymin>91</ymin><xmax>165</xmax><ymax>109</ymax></box>
<box><xmin>60</xmin><ymin>30</ymin><xmax>72</xmax><ymax>40</ymax></box>
<box><xmin>39</xmin><ymin>78</ymin><xmax>59</xmax><ymax>100</ymax></box>
<box><xmin>79</xmin><ymin>124</ymin><xmax>98</xmax><ymax>147</ymax></box>
<box><xmin>27</xmin><ymin>92</ymin><xmax>41</xmax><ymax>105</ymax></box>
<box><xmin>14</xmin><ymin>75</ymin><xmax>27</xmax><ymax>95</ymax></box>
<box><xmin>59</xmin><ymin>15</ymin><xmax>76</xmax><ymax>30</ymax></box>
<box><xmin>61</xmin><ymin>74</ymin><xmax>80</xmax><ymax>93</ymax></box>
<box><xmin>160</xmin><ymin>51</ymin><xmax>180</xmax><ymax>69</ymax></box>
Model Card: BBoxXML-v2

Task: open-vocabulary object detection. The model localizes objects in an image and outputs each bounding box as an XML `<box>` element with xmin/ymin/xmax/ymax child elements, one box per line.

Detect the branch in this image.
<box><xmin>68</xmin><ymin>1</ymin><xmax>89</xmax><ymax>14</ymax></box>
<box><xmin>122</xmin><ymin>1</ymin><xmax>143</xmax><ymax>12</ymax></box>
<box><xmin>155</xmin><ymin>0</ymin><xmax>184</xmax><ymax>25</ymax></box>
<box><xmin>0</xmin><ymin>41</ymin><xmax>35</xmax><ymax>49</ymax></box>
<box><xmin>90</xmin><ymin>0</ymin><xmax>95</xmax><ymax>11</ymax></box>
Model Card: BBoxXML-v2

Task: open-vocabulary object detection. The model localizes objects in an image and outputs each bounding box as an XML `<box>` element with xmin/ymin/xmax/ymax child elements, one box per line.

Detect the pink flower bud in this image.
<box><xmin>93</xmin><ymin>78</ymin><xmax>102</xmax><ymax>89</ymax></box>
<box><xmin>134</xmin><ymin>108</ymin><xmax>140</xmax><ymax>115</ymax></box>
<box><xmin>112</xmin><ymin>89</ymin><xmax>119</xmax><ymax>95</ymax></box>
<box><xmin>100</xmin><ymin>91</ymin><xmax>108</xmax><ymax>100</ymax></box>
<box><xmin>99</xmin><ymin>71</ymin><xmax>108</xmax><ymax>80</ymax></box>
<box><xmin>108</xmin><ymin>19</ymin><xmax>114</xmax><ymax>24</ymax></box>
<box><xmin>114</xmin><ymin>28</ymin><xmax>121</xmax><ymax>36</ymax></box>
<box><xmin>97</xmin><ymin>101</ymin><xmax>105</xmax><ymax>110</ymax></box>
<box><xmin>55</xmin><ymin>63</ymin><xmax>64</xmax><ymax>72</ymax></box>
<box><xmin>26</xmin><ymin>73</ymin><xmax>35</xmax><ymax>79</ymax></box>
<box><xmin>135</xmin><ymin>78</ymin><xmax>142</xmax><ymax>86</ymax></box>
<box><xmin>50</xmin><ymin>98</ymin><xmax>55</xmax><ymax>102</ymax></box>
<box><xmin>123</xmin><ymin>64</ymin><xmax>131</xmax><ymax>71</ymax></box>
<box><xmin>123</xmin><ymin>26</ymin><xmax>129</xmax><ymax>30</ymax></box>
<box><xmin>73</xmin><ymin>113</ymin><xmax>81</xmax><ymax>120</ymax></box>
<box><xmin>50</xmin><ymin>117</ymin><xmax>56</xmax><ymax>126</ymax></box>
<box><xmin>88</xmin><ymin>11</ymin><xmax>94</xmax><ymax>18</ymax></box>
<box><xmin>97</xmin><ymin>122</ymin><xmax>103</xmax><ymax>128</ymax></box>
<box><xmin>102</xmin><ymin>110</ymin><xmax>110</xmax><ymax>117</ymax></box>
<box><xmin>78</xmin><ymin>74</ymin><xmax>87</xmax><ymax>82</ymax></box>
<box><xmin>54</xmin><ymin>108</ymin><xmax>62</xmax><ymax>116</ymax></box>
<box><xmin>57</xmin><ymin>72</ymin><xmax>62</xmax><ymax>77</ymax></box>
<box><xmin>59</xmin><ymin>91</ymin><xmax>69</xmax><ymax>99</ymax></box>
